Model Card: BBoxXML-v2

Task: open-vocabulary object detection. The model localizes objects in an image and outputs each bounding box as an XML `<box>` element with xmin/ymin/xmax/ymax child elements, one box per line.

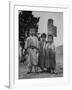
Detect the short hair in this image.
<box><xmin>48</xmin><ymin>35</ymin><xmax>53</xmax><ymax>40</ymax></box>
<box><xmin>29</xmin><ymin>27</ymin><xmax>35</xmax><ymax>30</ymax></box>
<box><xmin>41</xmin><ymin>33</ymin><xmax>46</xmax><ymax>38</ymax></box>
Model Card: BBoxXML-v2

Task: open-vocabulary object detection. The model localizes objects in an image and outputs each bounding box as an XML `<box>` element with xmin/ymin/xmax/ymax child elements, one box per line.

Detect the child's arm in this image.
<box><xmin>24</xmin><ymin>38</ymin><xmax>29</xmax><ymax>55</ymax></box>
<box><xmin>53</xmin><ymin>45</ymin><xmax>56</xmax><ymax>53</ymax></box>
<box><xmin>24</xmin><ymin>40</ymin><xmax>27</xmax><ymax>49</ymax></box>
<box><xmin>24</xmin><ymin>37</ymin><xmax>30</xmax><ymax>49</ymax></box>
<box><xmin>36</xmin><ymin>37</ymin><xmax>39</xmax><ymax>49</ymax></box>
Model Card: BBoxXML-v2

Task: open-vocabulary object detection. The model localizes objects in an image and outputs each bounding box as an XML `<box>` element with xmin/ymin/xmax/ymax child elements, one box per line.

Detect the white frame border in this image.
<box><xmin>9</xmin><ymin>1</ymin><xmax>71</xmax><ymax>88</ymax></box>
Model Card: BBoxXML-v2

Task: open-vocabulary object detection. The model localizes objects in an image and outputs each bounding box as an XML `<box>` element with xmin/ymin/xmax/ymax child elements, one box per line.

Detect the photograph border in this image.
<box><xmin>9</xmin><ymin>1</ymin><xmax>70</xmax><ymax>88</ymax></box>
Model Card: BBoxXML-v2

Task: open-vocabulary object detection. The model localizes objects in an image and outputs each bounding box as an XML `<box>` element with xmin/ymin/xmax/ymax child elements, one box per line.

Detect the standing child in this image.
<box><xmin>45</xmin><ymin>35</ymin><xmax>56</xmax><ymax>73</ymax></box>
<box><xmin>25</xmin><ymin>26</ymin><xmax>39</xmax><ymax>74</ymax></box>
<box><xmin>38</xmin><ymin>33</ymin><xmax>46</xmax><ymax>72</ymax></box>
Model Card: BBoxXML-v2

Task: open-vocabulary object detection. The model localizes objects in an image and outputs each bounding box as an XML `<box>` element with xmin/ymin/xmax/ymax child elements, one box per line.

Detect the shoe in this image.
<box><xmin>53</xmin><ymin>71</ymin><xmax>58</xmax><ymax>74</ymax></box>
<box><xmin>27</xmin><ymin>72</ymin><xmax>31</xmax><ymax>74</ymax></box>
<box><xmin>47</xmin><ymin>69</ymin><xmax>51</xmax><ymax>73</ymax></box>
<box><xmin>50</xmin><ymin>70</ymin><xmax>57</xmax><ymax>74</ymax></box>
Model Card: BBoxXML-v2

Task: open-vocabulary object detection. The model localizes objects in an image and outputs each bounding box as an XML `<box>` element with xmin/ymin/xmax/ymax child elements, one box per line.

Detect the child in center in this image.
<box><xmin>38</xmin><ymin>33</ymin><xmax>46</xmax><ymax>72</ymax></box>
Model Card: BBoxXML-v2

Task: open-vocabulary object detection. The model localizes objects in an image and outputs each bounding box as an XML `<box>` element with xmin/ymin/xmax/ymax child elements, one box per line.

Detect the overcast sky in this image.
<box><xmin>32</xmin><ymin>11</ymin><xmax>63</xmax><ymax>47</ymax></box>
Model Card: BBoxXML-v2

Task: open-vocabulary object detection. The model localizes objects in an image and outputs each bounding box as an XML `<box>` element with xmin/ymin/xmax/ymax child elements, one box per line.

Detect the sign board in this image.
<box><xmin>48</xmin><ymin>25</ymin><xmax>57</xmax><ymax>37</ymax></box>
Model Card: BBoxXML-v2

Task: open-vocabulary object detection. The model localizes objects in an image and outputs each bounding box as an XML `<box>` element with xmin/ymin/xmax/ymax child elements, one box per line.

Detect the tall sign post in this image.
<box><xmin>47</xmin><ymin>19</ymin><xmax>57</xmax><ymax>44</ymax></box>
<box><xmin>48</xmin><ymin>19</ymin><xmax>57</xmax><ymax>37</ymax></box>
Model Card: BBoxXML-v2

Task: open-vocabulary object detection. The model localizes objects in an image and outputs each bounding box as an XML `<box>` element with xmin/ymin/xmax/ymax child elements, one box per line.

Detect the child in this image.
<box><xmin>25</xmin><ymin>26</ymin><xmax>39</xmax><ymax>74</ymax></box>
<box><xmin>45</xmin><ymin>35</ymin><xmax>56</xmax><ymax>73</ymax></box>
<box><xmin>38</xmin><ymin>33</ymin><xmax>46</xmax><ymax>72</ymax></box>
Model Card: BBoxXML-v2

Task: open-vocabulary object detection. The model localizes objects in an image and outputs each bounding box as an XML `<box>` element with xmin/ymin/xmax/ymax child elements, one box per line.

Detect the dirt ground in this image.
<box><xmin>19</xmin><ymin>45</ymin><xmax>63</xmax><ymax>79</ymax></box>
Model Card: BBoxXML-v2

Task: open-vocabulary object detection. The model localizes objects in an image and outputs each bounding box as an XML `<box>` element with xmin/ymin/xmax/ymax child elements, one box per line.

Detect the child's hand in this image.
<box><xmin>36</xmin><ymin>48</ymin><xmax>39</xmax><ymax>54</ymax></box>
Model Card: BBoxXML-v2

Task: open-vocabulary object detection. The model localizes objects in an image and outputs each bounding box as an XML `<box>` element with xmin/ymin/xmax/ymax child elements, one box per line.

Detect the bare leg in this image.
<box><xmin>34</xmin><ymin>65</ymin><xmax>38</xmax><ymax>73</ymax></box>
<box><xmin>27</xmin><ymin>66</ymin><xmax>32</xmax><ymax>74</ymax></box>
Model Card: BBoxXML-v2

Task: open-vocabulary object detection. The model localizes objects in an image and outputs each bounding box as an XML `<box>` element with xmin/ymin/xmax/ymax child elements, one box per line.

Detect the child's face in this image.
<box><xmin>48</xmin><ymin>36</ymin><xmax>53</xmax><ymax>43</ymax></box>
<box><xmin>29</xmin><ymin>28</ymin><xmax>35</xmax><ymax>35</ymax></box>
<box><xmin>42</xmin><ymin>37</ymin><xmax>46</xmax><ymax>41</ymax></box>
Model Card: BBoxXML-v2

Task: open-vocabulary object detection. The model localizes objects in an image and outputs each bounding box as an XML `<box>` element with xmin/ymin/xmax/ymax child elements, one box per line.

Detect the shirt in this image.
<box><xmin>25</xmin><ymin>35</ymin><xmax>39</xmax><ymax>49</ymax></box>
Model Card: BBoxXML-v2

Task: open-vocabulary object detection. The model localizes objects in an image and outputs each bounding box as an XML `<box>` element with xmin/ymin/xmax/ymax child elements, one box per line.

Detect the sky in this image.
<box><xmin>32</xmin><ymin>11</ymin><xmax>63</xmax><ymax>47</ymax></box>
